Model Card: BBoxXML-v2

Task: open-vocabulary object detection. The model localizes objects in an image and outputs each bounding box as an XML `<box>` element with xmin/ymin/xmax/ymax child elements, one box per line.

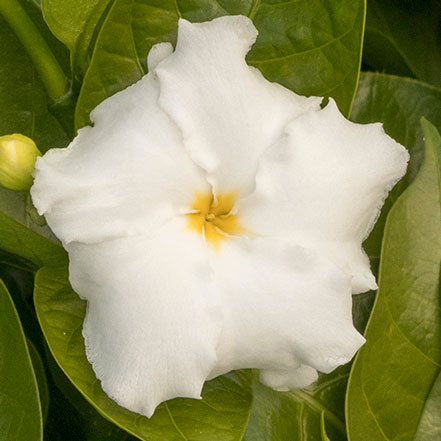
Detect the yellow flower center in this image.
<box><xmin>186</xmin><ymin>192</ymin><xmax>243</xmax><ymax>249</ymax></box>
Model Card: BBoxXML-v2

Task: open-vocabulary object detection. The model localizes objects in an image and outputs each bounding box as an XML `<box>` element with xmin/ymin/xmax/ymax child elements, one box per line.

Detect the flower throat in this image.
<box><xmin>186</xmin><ymin>192</ymin><xmax>243</xmax><ymax>249</ymax></box>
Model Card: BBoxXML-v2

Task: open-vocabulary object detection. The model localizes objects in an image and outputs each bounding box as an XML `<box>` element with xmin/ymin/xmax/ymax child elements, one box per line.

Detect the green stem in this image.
<box><xmin>0</xmin><ymin>0</ymin><xmax>69</xmax><ymax>101</ymax></box>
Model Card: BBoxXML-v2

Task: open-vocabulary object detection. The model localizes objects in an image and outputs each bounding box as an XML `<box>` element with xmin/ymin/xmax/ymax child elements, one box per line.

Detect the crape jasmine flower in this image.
<box><xmin>31</xmin><ymin>16</ymin><xmax>409</xmax><ymax>417</ymax></box>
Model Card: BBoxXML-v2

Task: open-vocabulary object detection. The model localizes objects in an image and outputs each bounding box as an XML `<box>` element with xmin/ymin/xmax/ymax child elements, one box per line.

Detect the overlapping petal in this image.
<box><xmin>239</xmin><ymin>100</ymin><xmax>409</xmax><ymax>293</ymax></box>
<box><xmin>155</xmin><ymin>16</ymin><xmax>321</xmax><ymax>196</ymax></box>
<box><xmin>67</xmin><ymin>217</ymin><xmax>221</xmax><ymax>417</ymax></box>
<box><xmin>31</xmin><ymin>74</ymin><xmax>209</xmax><ymax>245</ymax></box>
<box><xmin>207</xmin><ymin>236</ymin><xmax>364</xmax><ymax>389</ymax></box>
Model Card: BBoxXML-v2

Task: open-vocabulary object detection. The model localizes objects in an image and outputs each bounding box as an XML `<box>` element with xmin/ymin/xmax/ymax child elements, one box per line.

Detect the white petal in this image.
<box><xmin>31</xmin><ymin>74</ymin><xmax>209</xmax><ymax>245</ymax></box>
<box><xmin>208</xmin><ymin>237</ymin><xmax>364</xmax><ymax>391</ymax></box>
<box><xmin>67</xmin><ymin>217</ymin><xmax>221</xmax><ymax>417</ymax></box>
<box><xmin>147</xmin><ymin>42</ymin><xmax>173</xmax><ymax>71</ymax></box>
<box><xmin>155</xmin><ymin>16</ymin><xmax>320</xmax><ymax>196</ymax></box>
<box><xmin>260</xmin><ymin>365</ymin><xmax>318</xmax><ymax>391</ymax></box>
<box><xmin>239</xmin><ymin>100</ymin><xmax>409</xmax><ymax>293</ymax></box>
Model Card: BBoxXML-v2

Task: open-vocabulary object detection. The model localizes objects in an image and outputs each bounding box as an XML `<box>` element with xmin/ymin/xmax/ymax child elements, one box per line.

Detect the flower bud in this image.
<box><xmin>0</xmin><ymin>134</ymin><xmax>41</xmax><ymax>191</ymax></box>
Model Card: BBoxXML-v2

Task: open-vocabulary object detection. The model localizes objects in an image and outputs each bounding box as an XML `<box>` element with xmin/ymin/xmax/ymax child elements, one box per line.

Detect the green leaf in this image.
<box><xmin>28</xmin><ymin>339</ymin><xmax>50</xmax><ymax>424</ymax></box>
<box><xmin>0</xmin><ymin>206</ymin><xmax>66</xmax><ymax>269</ymax></box>
<box><xmin>352</xmin><ymin>291</ymin><xmax>375</xmax><ymax>333</ymax></box>
<box><xmin>246</xmin><ymin>0</ymin><xmax>365</xmax><ymax>118</ymax></box>
<box><xmin>351</xmin><ymin>72</ymin><xmax>441</xmax><ymax>265</ymax></box>
<box><xmin>41</xmin><ymin>0</ymin><xmax>112</xmax><ymax>74</ymax></box>
<box><xmin>0</xmin><ymin>3</ymin><xmax>69</xmax><ymax>151</ymax></box>
<box><xmin>0</xmin><ymin>279</ymin><xmax>42</xmax><ymax>441</ymax></box>
<box><xmin>41</xmin><ymin>0</ymin><xmax>105</xmax><ymax>52</ymax></box>
<box><xmin>0</xmin><ymin>187</ymin><xmax>55</xmax><ymax>241</ymax></box>
<box><xmin>74</xmin><ymin>0</ymin><xmax>147</xmax><ymax>129</ymax></box>
<box><xmin>414</xmin><ymin>369</ymin><xmax>441</xmax><ymax>441</ymax></box>
<box><xmin>34</xmin><ymin>264</ymin><xmax>253</xmax><ymax>441</ymax></box>
<box><xmin>0</xmin><ymin>201</ymin><xmax>66</xmax><ymax>270</ymax></box>
<box><xmin>6</xmin><ymin>0</ymin><xmax>76</xmax><ymax>137</ymax></box>
<box><xmin>243</xmin><ymin>368</ymin><xmax>348</xmax><ymax>441</ymax></box>
<box><xmin>75</xmin><ymin>0</ymin><xmax>366</xmax><ymax>129</ymax></box>
<box><xmin>346</xmin><ymin>119</ymin><xmax>441</xmax><ymax>441</ymax></box>
<box><xmin>363</xmin><ymin>0</ymin><xmax>441</xmax><ymax>87</ymax></box>
<box><xmin>352</xmin><ymin>73</ymin><xmax>441</xmax><ymax>190</ymax></box>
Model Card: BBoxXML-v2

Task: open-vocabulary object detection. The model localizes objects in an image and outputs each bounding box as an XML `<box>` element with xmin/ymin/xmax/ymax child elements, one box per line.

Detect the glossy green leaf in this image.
<box><xmin>42</xmin><ymin>0</ymin><xmax>106</xmax><ymax>52</ymax></box>
<box><xmin>363</xmin><ymin>0</ymin><xmax>441</xmax><ymax>87</ymax></box>
<box><xmin>28</xmin><ymin>339</ymin><xmax>50</xmax><ymax>424</ymax></box>
<box><xmin>352</xmin><ymin>73</ymin><xmax>441</xmax><ymax>190</ymax></box>
<box><xmin>0</xmin><ymin>205</ymin><xmax>66</xmax><ymax>269</ymax></box>
<box><xmin>414</xmin><ymin>369</ymin><xmax>441</xmax><ymax>441</ymax></box>
<box><xmin>41</xmin><ymin>0</ymin><xmax>112</xmax><ymax>74</ymax></box>
<box><xmin>0</xmin><ymin>188</ymin><xmax>66</xmax><ymax>270</ymax></box>
<box><xmin>35</xmin><ymin>264</ymin><xmax>253</xmax><ymax>441</ymax></box>
<box><xmin>352</xmin><ymin>291</ymin><xmax>375</xmax><ymax>333</ymax></box>
<box><xmin>0</xmin><ymin>279</ymin><xmax>42</xmax><ymax>441</ymax></box>
<box><xmin>246</xmin><ymin>0</ymin><xmax>365</xmax><ymax>117</ymax></box>
<box><xmin>75</xmin><ymin>0</ymin><xmax>365</xmax><ymax>129</ymax></box>
<box><xmin>351</xmin><ymin>72</ymin><xmax>441</xmax><ymax>264</ymax></box>
<box><xmin>346</xmin><ymin>119</ymin><xmax>441</xmax><ymax>441</ymax></box>
<box><xmin>0</xmin><ymin>4</ymin><xmax>69</xmax><ymax>151</ymax></box>
<box><xmin>0</xmin><ymin>0</ymin><xmax>73</xmax><ymax>135</ymax></box>
<box><xmin>0</xmin><ymin>187</ymin><xmax>56</xmax><ymax>240</ymax></box>
<box><xmin>243</xmin><ymin>367</ymin><xmax>348</xmax><ymax>441</ymax></box>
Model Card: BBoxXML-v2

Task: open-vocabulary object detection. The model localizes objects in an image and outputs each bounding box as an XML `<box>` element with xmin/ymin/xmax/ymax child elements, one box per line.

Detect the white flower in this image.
<box><xmin>31</xmin><ymin>16</ymin><xmax>409</xmax><ymax>417</ymax></box>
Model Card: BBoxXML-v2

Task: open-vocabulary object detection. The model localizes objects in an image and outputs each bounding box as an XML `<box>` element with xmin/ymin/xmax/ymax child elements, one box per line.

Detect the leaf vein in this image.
<box><xmin>164</xmin><ymin>402</ymin><xmax>189</xmax><ymax>441</ymax></box>
<box><xmin>361</xmin><ymin>383</ymin><xmax>391</xmax><ymax>440</ymax></box>
<box><xmin>248</xmin><ymin>0</ymin><xmax>261</xmax><ymax>20</ymax></box>
<box><xmin>250</xmin><ymin>27</ymin><xmax>352</xmax><ymax>64</ymax></box>
<box><xmin>381</xmin><ymin>295</ymin><xmax>441</xmax><ymax>368</ymax></box>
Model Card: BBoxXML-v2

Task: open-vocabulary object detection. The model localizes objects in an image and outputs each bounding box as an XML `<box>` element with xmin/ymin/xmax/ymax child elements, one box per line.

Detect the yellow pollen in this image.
<box><xmin>186</xmin><ymin>191</ymin><xmax>243</xmax><ymax>249</ymax></box>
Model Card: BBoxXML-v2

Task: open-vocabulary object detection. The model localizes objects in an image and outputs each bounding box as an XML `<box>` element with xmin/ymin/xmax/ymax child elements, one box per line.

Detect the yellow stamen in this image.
<box><xmin>186</xmin><ymin>191</ymin><xmax>244</xmax><ymax>249</ymax></box>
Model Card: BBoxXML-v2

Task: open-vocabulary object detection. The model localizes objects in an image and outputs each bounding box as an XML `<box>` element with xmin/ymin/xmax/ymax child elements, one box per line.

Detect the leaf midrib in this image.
<box><xmin>361</xmin><ymin>384</ymin><xmax>390</xmax><ymax>441</ymax></box>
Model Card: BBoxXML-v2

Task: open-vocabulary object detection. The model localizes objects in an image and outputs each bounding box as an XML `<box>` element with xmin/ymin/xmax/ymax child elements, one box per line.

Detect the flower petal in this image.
<box><xmin>147</xmin><ymin>42</ymin><xmax>173</xmax><ymax>71</ymax></box>
<box><xmin>31</xmin><ymin>74</ymin><xmax>209</xmax><ymax>245</ymax></box>
<box><xmin>239</xmin><ymin>100</ymin><xmax>409</xmax><ymax>293</ymax></box>
<box><xmin>155</xmin><ymin>16</ymin><xmax>320</xmax><ymax>196</ymax></box>
<box><xmin>260</xmin><ymin>365</ymin><xmax>318</xmax><ymax>391</ymax></box>
<box><xmin>67</xmin><ymin>217</ymin><xmax>221</xmax><ymax>417</ymax></box>
<box><xmin>208</xmin><ymin>236</ymin><xmax>364</xmax><ymax>390</ymax></box>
